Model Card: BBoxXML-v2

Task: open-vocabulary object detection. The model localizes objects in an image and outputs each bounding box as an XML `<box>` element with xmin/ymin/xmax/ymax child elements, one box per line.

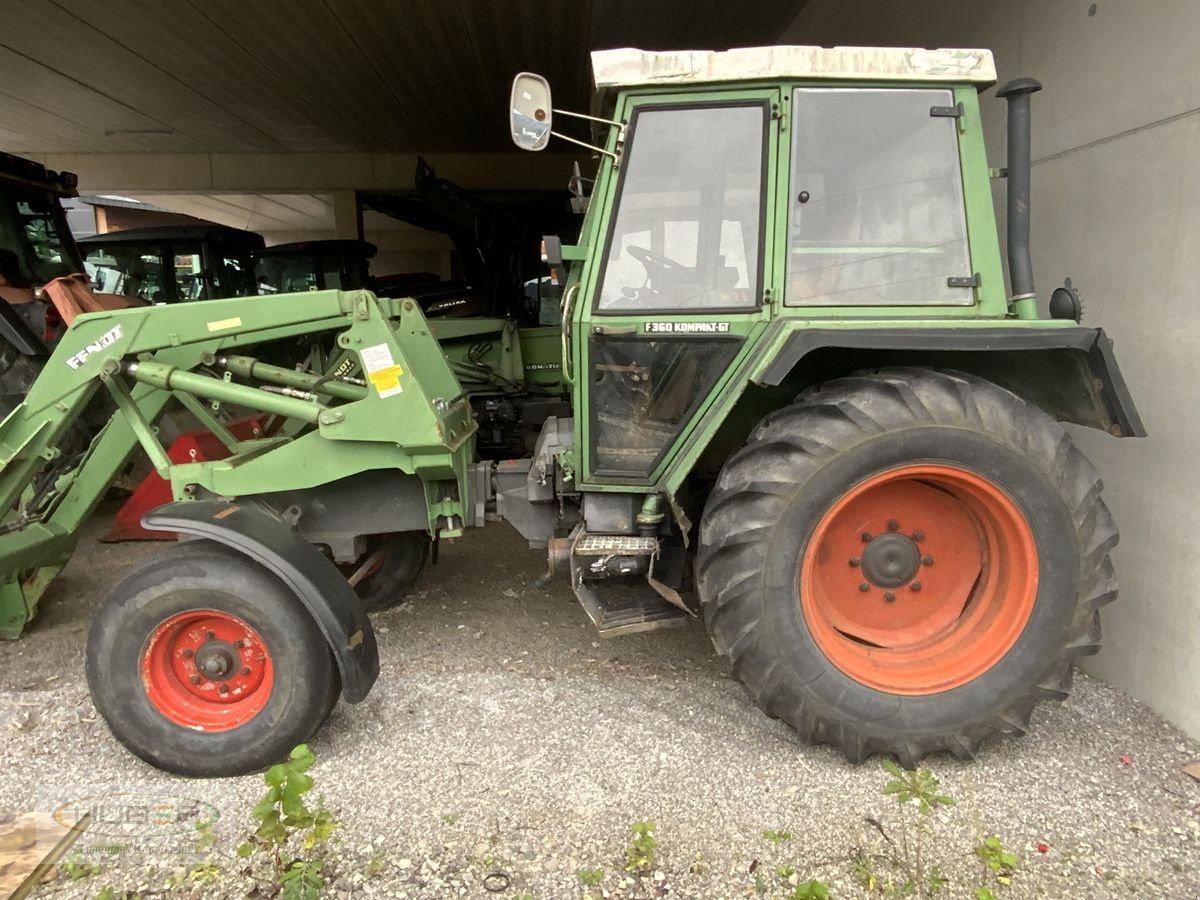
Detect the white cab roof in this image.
<box><xmin>590</xmin><ymin>46</ymin><xmax>996</xmax><ymax>89</ymax></box>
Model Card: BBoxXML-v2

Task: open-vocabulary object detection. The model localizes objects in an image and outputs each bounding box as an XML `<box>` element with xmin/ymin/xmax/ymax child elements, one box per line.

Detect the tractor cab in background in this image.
<box><xmin>253</xmin><ymin>238</ymin><xmax>376</xmax><ymax>295</ymax></box>
<box><xmin>0</xmin><ymin>152</ymin><xmax>84</xmax><ymax>353</ymax></box>
<box><xmin>80</xmin><ymin>224</ymin><xmax>263</xmax><ymax>304</ymax></box>
<box><xmin>362</xmin><ymin>156</ymin><xmax>576</xmax><ymax>323</ymax></box>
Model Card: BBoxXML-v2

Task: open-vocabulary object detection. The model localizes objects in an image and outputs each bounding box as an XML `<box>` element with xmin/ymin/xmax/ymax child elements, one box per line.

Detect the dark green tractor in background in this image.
<box><xmin>0</xmin><ymin>46</ymin><xmax>1141</xmax><ymax>775</ymax></box>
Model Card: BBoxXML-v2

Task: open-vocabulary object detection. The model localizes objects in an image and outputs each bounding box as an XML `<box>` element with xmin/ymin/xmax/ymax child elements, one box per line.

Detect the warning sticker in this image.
<box><xmin>360</xmin><ymin>342</ymin><xmax>404</xmax><ymax>398</ymax></box>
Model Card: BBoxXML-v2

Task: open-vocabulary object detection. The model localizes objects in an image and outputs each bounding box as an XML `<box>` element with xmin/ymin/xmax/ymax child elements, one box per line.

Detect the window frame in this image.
<box><xmin>591</xmin><ymin>98</ymin><xmax>773</xmax><ymax>317</ymax></box>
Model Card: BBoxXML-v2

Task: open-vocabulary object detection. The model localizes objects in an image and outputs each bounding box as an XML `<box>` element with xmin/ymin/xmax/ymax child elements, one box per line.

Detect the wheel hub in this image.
<box><xmin>195</xmin><ymin>640</ymin><xmax>239</xmax><ymax>681</ymax></box>
<box><xmin>860</xmin><ymin>533</ymin><xmax>921</xmax><ymax>588</ymax></box>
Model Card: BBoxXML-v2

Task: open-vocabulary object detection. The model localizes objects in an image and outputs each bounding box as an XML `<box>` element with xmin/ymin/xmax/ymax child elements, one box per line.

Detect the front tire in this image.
<box><xmin>86</xmin><ymin>540</ymin><xmax>338</xmax><ymax>776</ymax></box>
<box><xmin>696</xmin><ymin>368</ymin><xmax>1118</xmax><ymax>765</ymax></box>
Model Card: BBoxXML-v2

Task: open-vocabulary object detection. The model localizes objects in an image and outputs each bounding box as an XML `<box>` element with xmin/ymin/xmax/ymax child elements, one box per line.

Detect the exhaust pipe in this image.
<box><xmin>996</xmin><ymin>77</ymin><xmax>1043</xmax><ymax>314</ymax></box>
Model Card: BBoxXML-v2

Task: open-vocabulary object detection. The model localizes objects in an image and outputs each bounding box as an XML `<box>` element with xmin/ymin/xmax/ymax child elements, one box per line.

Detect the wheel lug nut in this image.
<box><xmin>849</xmin><ymin>557</ymin><xmax>861</xmax><ymax>568</ymax></box>
<box><xmin>861</xmin><ymin>532</ymin><xmax>873</xmax><ymax>543</ymax></box>
<box><xmin>181</xmin><ymin>648</ymin><xmax>194</xmax><ymax>658</ymax></box>
<box><xmin>922</xmin><ymin>556</ymin><xmax>934</xmax><ymax>567</ymax></box>
<box><xmin>859</xmin><ymin>582</ymin><xmax>870</xmax><ymax>593</ymax></box>
<box><xmin>912</xmin><ymin>531</ymin><xmax>924</xmax><ymax>542</ymax></box>
<box><xmin>241</xmin><ymin>666</ymin><xmax>251</xmax><ymax>676</ymax></box>
<box><xmin>910</xmin><ymin>581</ymin><xmax>922</xmax><ymax>592</ymax></box>
<box><xmin>886</xmin><ymin>519</ymin><xmax>899</xmax><ymax>532</ymax></box>
<box><xmin>218</xmin><ymin>684</ymin><xmax>229</xmax><ymax>695</ymax></box>
<box><xmin>189</xmin><ymin>674</ymin><xmax>201</xmax><ymax>684</ymax></box>
<box><xmin>883</xmin><ymin>591</ymin><xmax>896</xmax><ymax>603</ymax></box>
<box><xmin>205</xmin><ymin>631</ymin><xmax>216</xmax><ymax>640</ymax></box>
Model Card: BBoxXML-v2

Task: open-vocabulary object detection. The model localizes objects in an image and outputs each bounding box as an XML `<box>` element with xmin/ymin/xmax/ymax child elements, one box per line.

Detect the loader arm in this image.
<box><xmin>0</xmin><ymin>286</ymin><xmax>475</xmax><ymax>638</ymax></box>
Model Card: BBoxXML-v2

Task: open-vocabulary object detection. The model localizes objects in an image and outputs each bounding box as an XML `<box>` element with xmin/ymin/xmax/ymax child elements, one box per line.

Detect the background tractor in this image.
<box><xmin>0</xmin><ymin>46</ymin><xmax>1142</xmax><ymax>776</ymax></box>
<box><xmin>80</xmin><ymin>224</ymin><xmax>263</xmax><ymax>304</ymax></box>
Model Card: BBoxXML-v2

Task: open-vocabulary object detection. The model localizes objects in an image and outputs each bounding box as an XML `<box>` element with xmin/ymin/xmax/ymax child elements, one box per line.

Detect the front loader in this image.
<box><xmin>0</xmin><ymin>45</ymin><xmax>1143</xmax><ymax>775</ymax></box>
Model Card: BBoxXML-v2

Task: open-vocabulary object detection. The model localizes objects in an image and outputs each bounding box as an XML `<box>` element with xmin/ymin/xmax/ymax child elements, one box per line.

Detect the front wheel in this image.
<box><xmin>86</xmin><ymin>541</ymin><xmax>339</xmax><ymax>776</ymax></box>
<box><xmin>696</xmin><ymin>368</ymin><xmax>1118</xmax><ymax>766</ymax></box>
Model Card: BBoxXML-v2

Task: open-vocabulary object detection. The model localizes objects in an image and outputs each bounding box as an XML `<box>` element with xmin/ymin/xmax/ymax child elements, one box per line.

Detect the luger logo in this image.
<box><xmin>65</xmin><ymin>324</ymin><xmax>123</xmax><ymax>370</ymax></box>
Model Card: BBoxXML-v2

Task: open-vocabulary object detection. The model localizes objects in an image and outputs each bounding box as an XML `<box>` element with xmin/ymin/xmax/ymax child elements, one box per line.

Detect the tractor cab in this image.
<box><xmin>510</xmin><ymin>47</ymin><xmax>1059</xmax><ymax>486</ymax></box>
<box><xmin>0</xmin><ymin>153</ymin><xmax>86</xmax><ymax>348</ymax></box>
<box><xmin>80</xmin><ymin>224</ymin><xmax>263</xmax><ymax>304</ymax></box>
<box><xmin>253</xmin><ymin>239</ymin><xmax>376</xmax><ymax>295</ymax></box>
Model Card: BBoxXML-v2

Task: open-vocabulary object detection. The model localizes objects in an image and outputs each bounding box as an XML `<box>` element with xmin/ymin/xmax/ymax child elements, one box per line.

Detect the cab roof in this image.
<box><xmin>590</xmin><ymin>45</ymin><xmax>996</xmax><ymax>91</ymax></box>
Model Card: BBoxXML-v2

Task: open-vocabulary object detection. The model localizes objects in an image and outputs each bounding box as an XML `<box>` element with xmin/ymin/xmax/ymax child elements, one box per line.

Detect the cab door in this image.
<box><xmin>576</xmin><ymin>89</ymin><xmax>780</xmax><ymax>486</ymax></box>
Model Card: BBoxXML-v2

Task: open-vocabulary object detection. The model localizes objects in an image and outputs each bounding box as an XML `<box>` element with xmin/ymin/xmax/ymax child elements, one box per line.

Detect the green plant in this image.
<box><xmin>94</xmin><ymin>890</ymin><xmax>129</xmax><ymax>900</ymax></box>
<box><xmin>858</xmin><ymin>761</ymin><xmax>957</xmax><ymax>898</ymax></box>
<box><xmin>166</xmin><ymin>860</ymin><xmax>222</xmax><ymax>890</ymax></box>
<box><xmin>62</xmin><ymin>855</ymin><xmax>101</xmax><ymax>880</ymax></box>
<box><xmin>624</xmin><ymin>820</ymin><xmax>657</xmax><ymax>873</ymax></box>
<box><xmin>280</xmin><ymin>859</ymin><xmax>323</xmax><ymax>899</ymax></box>
<box><xmin>365</xmin><ymin>850</ymin><xmax>386</xmax><ymax>877</ymax></box>
<box><xmin>790</xmin><ymin>879</ymin><xmax>831</xmax><ymax>900</ymax></box>
<box><xmin>860</xmin><ymin>763</ymin><xmax>1020</xmax><ymax>899</ymax></box>
<box><xmin>236</xmin><ymin>744</ymin><xmax>340</xmax><ymax>899</ymax></box>
<box><xmin>194</xmin><ymin>819</ymin><xmax>217</xmax><ymax>853</ymax></box>
<box><xmin>763</xmin><ymin>829</ymin><xmax>793</xmax><ymax>844</ymax></box>
<box><xmin>974</xmin><ymin>835</ymin><xmax>1018</xmax><ymax>888</ymax></box>
<box><xmin>882</xmin><ymin>760</ymin><xmax>955</xmax><ymax>815</ymax></box>
<box><xmin>576</xmin><ymin>866</ymin><xmax>605</xmax><ymax>887</ymax></box>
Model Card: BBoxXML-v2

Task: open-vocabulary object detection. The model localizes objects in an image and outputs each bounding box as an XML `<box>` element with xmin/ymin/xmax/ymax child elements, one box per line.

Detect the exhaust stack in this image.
<box><xmin>996</xmin><ymin>77</ymin><xmax>1043</xmax><ymax>314</ymax></box>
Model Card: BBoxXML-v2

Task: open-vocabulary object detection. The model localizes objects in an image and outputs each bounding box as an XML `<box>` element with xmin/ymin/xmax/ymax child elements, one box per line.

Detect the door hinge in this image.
<box><xmin>947</xmin><ymin>273</ymin><xmax>981</xmax><ymax>289</ymax></box>
<box><xmin>930</xmin><ymin>102</ymin><xmax>964</xmax><ymax>119</ymax></box>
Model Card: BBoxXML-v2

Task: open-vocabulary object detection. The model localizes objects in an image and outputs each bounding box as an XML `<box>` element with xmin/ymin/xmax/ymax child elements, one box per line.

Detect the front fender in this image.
<box><xmin>143</xmin><ymin>500</ymin><xmax>379</xmax><ymax>702</ymax></box>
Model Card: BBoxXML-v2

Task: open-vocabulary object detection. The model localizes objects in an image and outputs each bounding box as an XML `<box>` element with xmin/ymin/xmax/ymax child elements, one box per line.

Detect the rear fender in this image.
<box><xmin>142</xmin><ymin>499</ymin><xmax>379</xmax><ymax>702</ymax></box>
<box><xmin>757</xmin><ymin>326</ymin><xmax>1145</xmax><ymax>438</ymax></box>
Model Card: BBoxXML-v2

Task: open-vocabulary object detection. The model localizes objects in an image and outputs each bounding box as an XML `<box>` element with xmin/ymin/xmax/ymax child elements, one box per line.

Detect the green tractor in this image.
<box><xmin>0</xmin><ymin>46</ymin><xmax>1141</xmax><ymax>775</ymax></box>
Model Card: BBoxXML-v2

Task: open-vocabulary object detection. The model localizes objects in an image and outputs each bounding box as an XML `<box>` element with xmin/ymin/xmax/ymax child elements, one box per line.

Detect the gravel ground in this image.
<box><xmin>1</xmin><ymin>510</ymin><xmax>1198</xmax><ymax>899</ymax></box>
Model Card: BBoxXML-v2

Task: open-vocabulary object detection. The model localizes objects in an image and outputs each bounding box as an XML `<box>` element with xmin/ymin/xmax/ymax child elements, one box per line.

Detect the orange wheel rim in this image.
<box><xmin>140</xmin><ymin>609</ymin><xmax>274</xmax><ymax>731</ymax></box>
<box><xmin>799</xmin><ymin>464</ymin><xmax>1038</xmax><ymax>695</ymax></box>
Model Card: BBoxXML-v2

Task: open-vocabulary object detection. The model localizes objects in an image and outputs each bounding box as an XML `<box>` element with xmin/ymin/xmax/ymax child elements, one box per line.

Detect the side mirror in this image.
<box><xmin>510</xmin><ymin>72</ymin><xmax>552</xmax><ymax>151</ymax></box>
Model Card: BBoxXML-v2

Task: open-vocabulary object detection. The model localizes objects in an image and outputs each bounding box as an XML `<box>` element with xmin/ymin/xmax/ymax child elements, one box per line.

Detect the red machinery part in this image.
<box><xmin>103</xmin><ymin>418</ymin><xmax>267</xmax><ymax>542</ymax></box>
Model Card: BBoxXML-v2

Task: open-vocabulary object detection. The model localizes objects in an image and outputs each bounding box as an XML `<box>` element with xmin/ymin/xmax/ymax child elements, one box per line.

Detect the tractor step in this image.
<box><xmin>573</xmin><ymin>578</ymin><xmax>689</xmax><ymax>637</ymax></box>
<box><xmin>568</xmin><ymin>530</ymin><xmax>689</xmax><ymax>637</ymax></box>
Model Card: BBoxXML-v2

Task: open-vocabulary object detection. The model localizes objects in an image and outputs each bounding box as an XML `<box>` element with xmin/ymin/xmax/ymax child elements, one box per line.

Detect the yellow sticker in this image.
<box><xmin>360</xmin><ymin>342</ymin><xmax>404</xmax><ymax>398</ymax></box>
<box><xmin>367</xmin><ymin>365</ymin><xmax>403</xmax><ymax>398</ymax></box>
<box><xmin>206</xmin><ymin>317</ymin><xmax>242</xmax><ymax>332</ymax></box>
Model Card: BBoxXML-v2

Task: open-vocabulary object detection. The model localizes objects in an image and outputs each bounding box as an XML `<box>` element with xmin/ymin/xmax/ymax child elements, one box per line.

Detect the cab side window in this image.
<box><xmin>786</xmin><ymin>88</ymin><xmax>972</xmax><ymax>307</ymax></box>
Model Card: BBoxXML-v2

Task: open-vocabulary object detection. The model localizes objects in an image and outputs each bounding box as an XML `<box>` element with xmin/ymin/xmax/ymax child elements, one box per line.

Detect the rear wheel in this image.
<box><xmin>696</xmin><ymin>368</ymin><xmax>1118</xmax><ymax>765</ymax></box>
<box><xmin>87</xmin><ymin>540</ymin><xmax>338</xmax><ymax>776</ymax></box>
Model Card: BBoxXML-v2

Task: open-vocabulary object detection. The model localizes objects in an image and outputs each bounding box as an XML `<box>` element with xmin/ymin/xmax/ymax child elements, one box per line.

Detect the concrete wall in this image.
<box><xmin>782</xmin><ymin>0</ymin><xmax>1200</xmax><ymax>737</ymax></box>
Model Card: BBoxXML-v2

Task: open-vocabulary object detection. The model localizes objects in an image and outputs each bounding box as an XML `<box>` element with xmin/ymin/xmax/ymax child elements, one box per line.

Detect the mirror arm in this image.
<box><xmin>549</xmin><ymin>130</ymin><xmax>618</xmax><ymax>161</ymax></box>
<box><xmin>552</xmin><ymin>108</ymin><xmax>624</xmax><ymax>130</ymax></box>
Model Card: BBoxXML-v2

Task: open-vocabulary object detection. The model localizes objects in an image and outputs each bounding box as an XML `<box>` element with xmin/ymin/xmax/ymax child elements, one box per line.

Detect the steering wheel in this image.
<box><xmin>626</xmin><ymin>245</ymin><xmax>693</xmax><ymax>284</ymax></box>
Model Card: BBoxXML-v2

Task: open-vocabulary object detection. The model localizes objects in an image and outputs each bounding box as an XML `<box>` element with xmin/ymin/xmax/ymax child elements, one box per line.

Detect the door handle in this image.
<box><xmin>560</xmin><ymin>283</ymin><xmax>579</xmax><ymax>385</ymax></box>
<box><xmin>590</xmin><ymin>324</ymin><xmax>637</xmax><ymax>336</ymax></box>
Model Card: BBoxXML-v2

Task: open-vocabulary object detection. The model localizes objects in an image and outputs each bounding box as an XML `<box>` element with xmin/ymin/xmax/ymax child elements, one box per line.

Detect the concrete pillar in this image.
<box><xmin>332</xmin><ymin>191</ymin><xmax>361</xmax><ymax>241</ymax></box>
